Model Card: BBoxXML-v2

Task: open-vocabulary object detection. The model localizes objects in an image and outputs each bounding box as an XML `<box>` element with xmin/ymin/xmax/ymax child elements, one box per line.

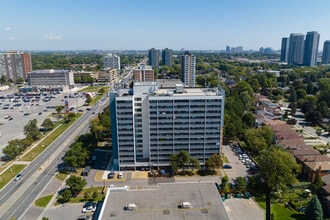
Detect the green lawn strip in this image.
<box><xmin>222</xmin><ymin>153</ymin><xmax>230</xmax><ymax>163</ymax></box>
<box><xmin>272</xmin><ymin>203</ymin><xmax>304</xmax><ymax>220</ymax></box>
<box><xmin>55</xmin><ymin>172</ymin><xmax>68</xmax><ymax>181</ymax></box>
<box><xmin>79</xmin><ymin>86</ymin><xmax>108</xmax><ymax>93</ymax></box>
<box><xmin>55</xmin><ymin>187</ymin><xmax>105</xmax><ymax>205</ymax></box>
<box><xmin>21</xmin><ymin>116</ymin><xmax>80</xmax><ymax>162</ymax></box>
<box><xmin>35</xmin><ymin>194</ymin><xmax>53</xmax><ymax>208</ymax></box>
<box><xmin>256</xmin><ymin>198</ymin><xmax>305</xmax><ymax>220</ymax></box>
<box><xmin>0</xmin><ymin>164</ymin><xmax>27</xmax><ymax>189</ymax></box>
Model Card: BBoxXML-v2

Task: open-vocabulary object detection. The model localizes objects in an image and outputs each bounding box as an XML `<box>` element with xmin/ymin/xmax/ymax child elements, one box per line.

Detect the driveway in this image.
<box><xmin>222</xmin><ymin>145</ymin><xmax>249</xmax><ymax>181</ymax></box>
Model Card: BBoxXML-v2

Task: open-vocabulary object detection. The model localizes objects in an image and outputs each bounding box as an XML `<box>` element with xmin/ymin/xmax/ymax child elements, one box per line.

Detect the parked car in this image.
<box><xmin>117</xmin><ymin>172</ymin><xmax>123</xmax><ymax>179</ymax></box>
<box><xmin>223</xmin><ymin>164</ymin><xmax>232</xmax><ymax>169</ymax></box>
<box><xmin>82</xmin><ymin>206</ymin><xmax>96</xmax><ymax>213</ymax></box>
<box><xmin>77</xmin><ymin>215</ymin><xmax>92</xmax><ymax>220</ymax></box>
<box><xmin>108</xmin><ymin>172</ymin><xmax>114</xmax><ymax>179</ymax></box>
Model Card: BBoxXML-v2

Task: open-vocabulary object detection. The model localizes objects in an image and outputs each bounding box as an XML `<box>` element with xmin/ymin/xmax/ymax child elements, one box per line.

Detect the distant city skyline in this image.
<box><xmin>1</xmin><ymin>0</ymin><xmax>330</xmax><ymax>51</ymax></box>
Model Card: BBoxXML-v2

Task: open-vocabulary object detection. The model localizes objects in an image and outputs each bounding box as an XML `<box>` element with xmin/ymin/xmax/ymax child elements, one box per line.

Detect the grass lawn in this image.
<box><xmin>222</xmin><ymin>153</ymin><xmax>230</xmax><ymax>163</ymax></box>
<box><xmin>272</xmin><ymin>204</ymin><xmax>305</xmax><ymax>220</ymax></box>
<box><xmin>56</xmin><ymin>187</ymin><xmax>105</xmax><ymax>205</ymax></box>
<box><xmin>35</xmin><ymin>194</ymin><xmax>53</xmax><ymax>207</ymax></box>
<box><xmin>55</xmin><ymin>172</ymin><xmax>68</xmax><ymax>181</ymax></box>
<box><xmin>257</xmin><ymin>200</ymin><xmax>305</xmax><ymax>220</ymax></box>
<box><xmin>0</xmin><ymin>164</ymin><xmax>27</xmax><ymax>189</ymax></box>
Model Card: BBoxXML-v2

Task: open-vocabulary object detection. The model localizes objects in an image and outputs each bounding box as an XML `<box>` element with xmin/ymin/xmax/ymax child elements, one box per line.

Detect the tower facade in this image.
<box><xmin>162</xmin><ymin>48</ymin><xmax>172</xmax><ymax>67</ymax></box>
<box><xmin>280</xmin><ymin>37</ymin><xmax>289</xmax><ymax>62</ymax></box>
<box><xmin>148</xmin><ymin>48</ymin><xmax>160</xmax><ymax>68</ymax></box>
<box><xmin>103</xmin><ymin>54</ymin><xmax>121</xmax><ymax>70</ymax></box>
<box><xmin>180</xmin><ymin>51</ymin><xmax>196</xmax><ymax>87</ymax></box>
<box><xmin>288</xmin><ymin>33</ymin><xmax>305</xmax><ymax>65</ymax></box>
<box><xmin>110</xmin><ymin>82</ymin><xmax>225</xmax><ymax>170</ymax></box>
<box><xmin>303</xmin><ymin>31</ymin><xmax>320</xmax><ymax>67</ymax></box>
<box><xmin>322</xmin><ymin>41</ymin><xmax>330</xmax><ymax>64</ymax></box>
<box><xmin>0</xmin><ymin>51</ymin><xmax>32</xmax><ymax>81</ymax></box>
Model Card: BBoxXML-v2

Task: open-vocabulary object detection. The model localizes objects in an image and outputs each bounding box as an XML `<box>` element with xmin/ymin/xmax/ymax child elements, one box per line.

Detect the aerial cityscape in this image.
<box><xmin>1</xmin><ymin>1</ymin><xmax>330</xmax><ymax>220</ymax></box>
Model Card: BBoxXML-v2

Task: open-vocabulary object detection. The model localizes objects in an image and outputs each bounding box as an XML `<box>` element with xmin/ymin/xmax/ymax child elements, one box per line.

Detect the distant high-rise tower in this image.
<box><xmin>280</xmin><ymin>37</ymin><xmax>289</xmax><ymax>62</ymax></box>
<box><xmin>0</xmin><ymin>51</ymin><xmax>32</xmax><ymax>81</ymax></box>
<box><xmin>322</xmin><ymin>41</ymin><xmax>330</xmax><ymax>64</ymax></box>
<box><xmin>226</xmin><ymin>46</ymin><xmax>230</xmax><ymax>53</ymax></box>
<box><xmin>103</xmin><ymin>54</ymin><xmax>121</xmax><ymax>70</ymax></box>
<box><xmin>181</xmin><ymin>51</ymin><xmax>196</xmax><ymax>87</ymax></box>
<box><xmin>288</xmin><ymin>33</ymin><xmax>305</xmax><ymax>65</ymax></box>
<box><xmin>303</xmin><ymin>31</ymin><xmax>320</xmax><ymax>67</ymax></box>
<box><xmin>162</xmin><ymin>48</ymin><xmax>172</xmax><ymax>67</ymax></box>
<box><xmin>148</xmin><ymin>48</ymin><xmax>160</xmax><ymax>68</ymax></box>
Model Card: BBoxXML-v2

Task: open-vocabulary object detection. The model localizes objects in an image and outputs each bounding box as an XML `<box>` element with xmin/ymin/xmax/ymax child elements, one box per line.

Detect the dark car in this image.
<box><xmin>107</xmin><ymin>172</ymin><xmax>114</xmax><ymax>179</ymax></box>
<box><xmin>223</xmin><ymin>164</ymin><xmax>232</xmax><ymax>169</ymax></box>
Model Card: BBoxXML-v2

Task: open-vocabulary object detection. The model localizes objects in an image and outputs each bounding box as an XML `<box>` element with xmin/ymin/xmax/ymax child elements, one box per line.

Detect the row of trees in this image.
<box><xmin>170</xmin><ymin>150</ymin><xmax>223</xmax><ymax>175</ymax></box>
<box><xmin>3</xmin><ymin>118</ymin><xmax>54</xmax><ymax>159</ymax></box>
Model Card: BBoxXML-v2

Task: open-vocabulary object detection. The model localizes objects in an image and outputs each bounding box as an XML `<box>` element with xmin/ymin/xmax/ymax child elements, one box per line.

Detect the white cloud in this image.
<box><xmin>3</xmin><ymin>27</ymin><xmax>12</xmax><ymax>31</ymax></box>
<box><xmin>44</xmin><ymin>33</ymin><xmax>63</xmax><ymax>40</ymax></box>
<box><xmin>8</xmin><ymin>37</ymin><xmax>15</xmax><ymax>41</ymax></box>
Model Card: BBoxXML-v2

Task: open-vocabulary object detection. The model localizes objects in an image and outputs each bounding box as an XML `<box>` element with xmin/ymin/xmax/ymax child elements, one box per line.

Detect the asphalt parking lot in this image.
<box><xmin>221</xmin><ymin>145</ymin><xmax>249</xmax><ymax>181</ymax></box>
<box><xmin>0</xmin><ymin>89</ymin><xmax>87</xmax><ymax>157</ymax></box>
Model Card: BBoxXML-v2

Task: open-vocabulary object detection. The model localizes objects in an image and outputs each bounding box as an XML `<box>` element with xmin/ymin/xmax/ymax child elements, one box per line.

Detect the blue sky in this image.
<box><xmin>1</xmin><ymin>0</ymin><xmax>330</xmax><ymax>51</ymax></box>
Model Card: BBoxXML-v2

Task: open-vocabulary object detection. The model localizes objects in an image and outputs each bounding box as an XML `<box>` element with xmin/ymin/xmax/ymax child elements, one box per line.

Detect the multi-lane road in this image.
<box><xmin>0</xmin><ymin>93</ymin><xmax>109</xmax><ymax>220</ymax></box>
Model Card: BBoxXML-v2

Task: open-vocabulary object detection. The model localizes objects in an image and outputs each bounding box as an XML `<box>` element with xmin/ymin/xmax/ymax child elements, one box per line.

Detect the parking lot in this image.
<box><xmin>221</xmin><ymin>145</ymin><xmax>249</xmax><ymax>181</ymax></box>
<box><xmin>0</xmin><ymin>88</ymin><xmax>87</xmax><ymax>157</ymax></box>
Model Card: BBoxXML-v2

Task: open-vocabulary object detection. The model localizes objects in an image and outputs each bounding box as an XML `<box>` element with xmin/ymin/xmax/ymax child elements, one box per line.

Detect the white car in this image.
<box><xmin>117</xmin><ymin>172</ymin><xmax>123</xmax><ymax>179</ymax></box>
<box><xmin>82</xmin><ymin>206</ymin><xmax>96</xmax><ymax>213</ymax></box>
<box><xmin>14</xmin><ymin>173</ymin><xmax>23</xmax><ymax>181</ymax></box>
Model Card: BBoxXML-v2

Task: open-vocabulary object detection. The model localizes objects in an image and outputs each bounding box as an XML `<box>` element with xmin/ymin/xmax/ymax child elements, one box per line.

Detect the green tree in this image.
<box><xmin>241</xmin><ymin>112</ymin><xmax>255</xmax><ymax>128</ymax></box>
<box><xmin>98</xmin><ymin>87</ymin><xmax>106</xmax><ymax>94</ymax></box>
<box><xmin>256</xmin><ymin>148</ymin><xmax>299</xmax><ymax>220</ymax></box>
<box><xmin>170</xmin><ymin>150</ymin><xmax>190</xmax><ymax>174</ymax></box>
<box><xmin>66</xmin><ymin>175</ymin><xmax>87</xmax><ymax>196</ymax></box>
<box><xmin>235</xmin><ymin>177</ymin><xmax>247</xmax><ymax>192</ymax></box>
<box><xmin>55</xmin><ymin>105</ymin><xmax>65</xmax><ymax>114</ymax></box>
<box><xmin>92</xmin><ymin>191</ymin><xmax>98</xmax><ymax>199</ymax></box>
<box><xmin>310</xmin><ymin>173</ymin><xmax>323</xmax><ymax>194</ymax></box>
<box><xmin>305</xmin><ymin>195</ymin><xmax>323</xmax><ymax>220</ymax></box>
<box><xmin>244</xmin><ymin>128</ymin><xmax>267</xmax><ymax>155</ymax></box>
<box><xmin>41</xmin><ymin>118</ymin><xmax>54</xmax><ymax>131</ymax></box>
<box><xmin>90</xmin><ymin>117</ymin><xmax>106</xmax><ymax>141</ymax></box>
<box><xmin>208</xmin><ymin>154</ymin><xmax>223</xmax><ymax>170</ymax></box>
<box><xmin>60</xmin><ymin>188</ymin><xmax>72</xmax><ymax>203</ymax></box>
<box><xmin>86</xmin><ymin>96</ymin><xmax>92</xmax><ymax>105</ymax></box>
<box><xmin>190</xmin><ymin>157</ymin><xmax>201</xmax><ymax>172</ymax></box>
<box><xmin>23</xmin><ymin>119</ymin><xmax>41</xmax><ymax>141</ymax></box>
<box><xmin>63</xmin><ymin>142</ymin><xmax>89</xmax><ymax>169</ymax></box>
<box><xmin>220</xmin><ymin>175</ymin><xmax>229</xmax><ymax>193</ymax></box>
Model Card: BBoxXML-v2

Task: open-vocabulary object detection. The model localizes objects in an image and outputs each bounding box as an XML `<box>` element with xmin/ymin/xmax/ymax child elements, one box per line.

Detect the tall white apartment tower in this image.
<box><xmin>103</xmin><ymin>54</ymin><xmax>120</xmax><ymax>70</ymax></box>
<box><xmin>110</xmin><ymin>82</ymin><xmax>225</xmax><ymax>171</ymax></box>
<box><xmin>181</xmin><ymin>51</ymin><xmax>196</xmax><ymax>87</ymax></box>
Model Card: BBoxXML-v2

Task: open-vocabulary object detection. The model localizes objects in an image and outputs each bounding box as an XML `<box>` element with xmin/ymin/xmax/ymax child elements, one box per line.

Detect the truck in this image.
<box><xmin>82</xmin><ymin>166</ymin><xmax>91</xmax><ymax>176</ymax></box>
<box><xmin>179</xmin><ymin>201</ymin><xmax>192</xmax><ymax>209</ymax></box>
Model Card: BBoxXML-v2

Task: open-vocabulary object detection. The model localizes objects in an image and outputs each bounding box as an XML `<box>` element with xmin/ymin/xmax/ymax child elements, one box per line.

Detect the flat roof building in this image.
<box><xmin>27</xmin><ymin>69</ymin><xmax>74</xmax><ymax>88</ymax></box>
<box><xmin>110</xmin><ymin>82</ymin><xmax>225</xmax><ymax>170</ymax></box>
<box><xmin>98</xmin><ymin>182</ymin><xmax>230</xmax><ymax>220</ymax></box>
<box><xmin>133</xmin><ymin>65</ymin><xmax>154</xmax><ymax>82</ymax></box>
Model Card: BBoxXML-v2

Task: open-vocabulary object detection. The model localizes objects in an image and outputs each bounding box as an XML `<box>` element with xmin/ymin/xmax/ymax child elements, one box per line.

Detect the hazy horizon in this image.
<box><xmin>1</xmin><ymin>0</ymin><xmax>330</xmax><ymax>51</ymax></box>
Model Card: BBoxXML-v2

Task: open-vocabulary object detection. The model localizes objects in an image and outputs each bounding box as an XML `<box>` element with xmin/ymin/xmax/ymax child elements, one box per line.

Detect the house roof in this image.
<box><xmin>322</xmin><ymin>174</ymin><xmax>330</xmax><ymax>185</ymax></box>
<box><xmin>304</xmin><ymin>161</ymin><xmax>330</xmax><ymax>171</ymax></box>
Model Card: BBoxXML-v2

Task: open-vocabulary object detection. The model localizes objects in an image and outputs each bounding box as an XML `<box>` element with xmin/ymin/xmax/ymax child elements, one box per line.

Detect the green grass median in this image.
<box><xmin>0</xmin><ymin>164</ymin><xmax>26</xmax><ymax>189</ymax></box>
